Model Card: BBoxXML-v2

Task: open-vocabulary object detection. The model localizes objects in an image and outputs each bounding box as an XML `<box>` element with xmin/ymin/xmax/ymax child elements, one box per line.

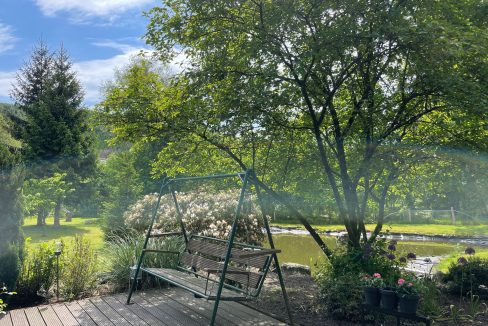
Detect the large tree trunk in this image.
<box><xmin>37</xmin><ymin>209</ymin><xmax>44</xmax><ymax>226</ymax></box>
<box><xmin>54</xmin><ymin>200</ymin><xmax>62</xmax><ymax>226</ymax></box>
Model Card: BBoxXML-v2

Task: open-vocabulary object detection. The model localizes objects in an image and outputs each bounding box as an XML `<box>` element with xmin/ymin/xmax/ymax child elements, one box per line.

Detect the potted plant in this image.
<box><xmin>396</xmin><ymin>276</ymin><xmax>420</xmax><ymax>314</ymax></box>
<box><xmin>380</xmin><ymin>285</ymin><xmax>398</xmax><ymax>310</ymax></box>
<box><xmin>361</xmin><ymin>273</ymin><xmax>384</xmax><ymax>306</ymax></box>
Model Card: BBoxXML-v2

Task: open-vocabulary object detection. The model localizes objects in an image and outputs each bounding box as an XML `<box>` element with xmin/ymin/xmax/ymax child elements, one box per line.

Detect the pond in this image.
<box><xmin>271</xmin><ymin>234</ymin><xmax>470</xmax><ymax>274</ymax></box>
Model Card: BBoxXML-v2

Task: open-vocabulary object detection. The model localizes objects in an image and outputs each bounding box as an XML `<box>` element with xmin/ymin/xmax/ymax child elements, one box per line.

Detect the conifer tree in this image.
<box><xmin>11</xmin><ymin>42</ymin><xmax>96</xmax><ymax>226</ymax></box>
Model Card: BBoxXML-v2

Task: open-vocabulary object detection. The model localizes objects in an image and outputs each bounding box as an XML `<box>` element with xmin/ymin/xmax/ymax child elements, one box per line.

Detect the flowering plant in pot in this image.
<box><xmin>396</xmin><ymin>275</ymin><xmax>421</xmax><ymax>314</ymax></box>
<box><xmin>361</xmin><ymin>273</ymin><xmax>384</xmax><ymax>306</ymax></box>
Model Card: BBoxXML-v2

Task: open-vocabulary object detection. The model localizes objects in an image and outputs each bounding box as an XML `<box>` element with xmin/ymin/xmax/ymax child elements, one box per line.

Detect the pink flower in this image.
<box><xmin>408</xmin><ymin>282</ymin><xmax>413</xmax><ymax>287</ymax></box>
<box><xmin>373</xmin><ymin>273</ymin><xmax>381</xmax><ymax>278</ymax></box>
<box><xmin>398</xmin><ymin>278</ymin><xmax>405</xmax><ymax>285</ymax></box>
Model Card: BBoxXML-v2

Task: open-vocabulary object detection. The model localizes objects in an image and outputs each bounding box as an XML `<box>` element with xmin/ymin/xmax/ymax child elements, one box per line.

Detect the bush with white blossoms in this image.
<box><xmin>123</xmin><ymin>189</ymin><xmax>265</xmax><ymax>244</ymax></box>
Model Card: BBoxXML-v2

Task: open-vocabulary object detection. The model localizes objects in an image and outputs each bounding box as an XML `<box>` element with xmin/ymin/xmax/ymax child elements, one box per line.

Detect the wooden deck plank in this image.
<box><xmin>51</xmin><ymin>303</ymin><xmax>80</xmax><ymax>326</ymax></box>
<box><xmin>65</xmin><ymin>302</ymin><xmax>97</xmax><ymax>326</ymax></box>
<box><xmin>78</xmin><ymin>299</ymin><xmax>114</xmax><ymax>326</ymax></box>
<box><xmin>112</xmin><ymin>294</ymin><xmax>169</xmax><ymax>326</ymax></box>
<box><xmin>157</xmin><ymin>275</ymin><xmax>285</xmax><ymax>325</ymax></box>
<box><xmin>130</xmin><ymin>293</ymin><xmax>183</xmax><ymax>326</ymax></box>
<box><xmin>88</xmin><ymin>298</ymin><xmax>131</xmax><ymax>326</ymax></box>
<box><xmin>137</xmin><ymin>291</ymin><xmax>207</xmax><ymax>326</ymax></box>
<box><xmin>7</xmin><ymin>289</ymin><xmax>284</xmax><ymax>326</ymax></box>
<box><xmin>0</xmin><ymin>313</ymin><xmax>12</xmax><ymax>326</ymax></box>
<box><xmin>166</xmin><ymin>287</ymin><xmax>282</xmax><ymax>326</ymax></box>
<box><xmin>38</xmin><ymin>305</ymin><xmax>63</xmax><ymax>326</ymax></box>
<box><xmin>24</xmin><ymin>307</ymin><xmax>46</xmax><ymax>326</ymax></box>
<box><xmin>133</xmin><ymin>293</ymin><xmax>195</xmax><ymax>326</ymax></box>
<box><xmin>9</xmin><ymin>310</ymin><xmax>29</xmax><ymax>326</ymax></box>
<box><xmin>101</xmin><ymin>296</ymin><xmax>148</xmax><ymax>326</ymax></box>
<box><xmin>147</xmin><ymin>289</ymin><xmax>236</xmax><ymax>326</ymax></box>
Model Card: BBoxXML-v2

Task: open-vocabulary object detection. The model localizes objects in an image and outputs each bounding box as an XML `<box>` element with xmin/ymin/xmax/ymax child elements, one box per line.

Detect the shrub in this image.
<box><xmin>315</xmin><ymin>240</ymin><xmax>403</xmax><ymax>321</ymax></box>
<box><xmin>61</xmin><ymin>235</ymin><xmax>97</xmax><ymax>299</ymax></box>
<box><xmin>443</xmin><ymin>257</ymin><xmax>488</xmax><ymax>297</ymax></box>
<box><xmin>417</xmin><ymin>275</ymin><xmax>443</xmax><ymax>317</ymax></box>
<box><xmin>124</xmin><ymin>190</ymin><xmax>264</xmax><ymax>244</ymax></box>
<box><xmin>0</xmin><ymin>245</ymin><xmax>20</xmax><ymax>290</ymax></box>
<box><xmin>101</xmin><ymin>233</ymin><xmax>184</xmax><ymax>291</ymax></box>
<box><xmin>15</xmin><ymin>241</ymin><xmax>56</xmax><ymax>305</ymax></box>
<box><xmin>0</xmin><ymin>286</ymin><xmax>15</xmax><ymax>314</ymax></box>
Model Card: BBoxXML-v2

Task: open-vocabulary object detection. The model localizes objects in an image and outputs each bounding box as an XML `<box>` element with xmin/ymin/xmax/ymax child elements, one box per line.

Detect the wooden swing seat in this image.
<box><xmin>140</xmin><ymin>233</ymin><xmax>280</xmax><ymax>301</ymax></box>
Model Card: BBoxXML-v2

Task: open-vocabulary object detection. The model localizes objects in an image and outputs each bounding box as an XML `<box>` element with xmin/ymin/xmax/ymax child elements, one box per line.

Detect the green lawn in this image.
<box><xmin>272</xmin><ymin>222</ymin><xmax>488</xmax><ymax>237</ymax></box>
<box><xmin>436</xmin><ymin>249</ymin><xmax>488</xmax><ymax>272</ymax></box>
<box><xmin>23</xmin><ymin>216</ymin><xmax>105</xmax><ymax>251</ymax></box>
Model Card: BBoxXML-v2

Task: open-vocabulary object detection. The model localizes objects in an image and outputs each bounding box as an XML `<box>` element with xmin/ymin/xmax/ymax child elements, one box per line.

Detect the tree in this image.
<box><xmin>23</xmin><ymin>173</ymin><xmax>73</xmax><ymax>226</ymax></box>
<box><xmin>141</xmin><ymin>0</ymin><xmax>487</xmax><ymax>249</ymax></box>
<box><xmin>11</xmin><ymin>43</ymin><xmax>97</xmax><ymax>224</ymax></box>
<box><xmin>0</xmin><ymin>104</ymin><xmax>24</xmax><ymax>288</ymax></box>
<box><xmin>100</xmin><ymin>150</ymin><xmax>144</xmax><ymax>238</ymax></box>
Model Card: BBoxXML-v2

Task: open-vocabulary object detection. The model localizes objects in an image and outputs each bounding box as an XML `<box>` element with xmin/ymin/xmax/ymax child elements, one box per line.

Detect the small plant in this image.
<box><xmin>0</xmin><ymin>286</ymin><xmax>15</xmax><ymax>314</ymax></box>
<box><xmin>360</xmin><ymin>273</ymin><xmax>384</xmax><ymax>288</ymax></box>
<box><xmin>61</xmin><ymin>235</ymin><xmax>97</xmax><ymax>299</ymax></box>
<box><xmin>15</xmin><ymin>240</ymin><xmax>56</xmax><ymax>305</ymax></box>
<box><xmin>396</xmin><ymin>275</ymin><xmax>420</xmax><ymax>297</ymax></box>
<box><xmin>101</xmin><ymin>233</ymin><xmax>184</xmax><ymax>291</ymax></box>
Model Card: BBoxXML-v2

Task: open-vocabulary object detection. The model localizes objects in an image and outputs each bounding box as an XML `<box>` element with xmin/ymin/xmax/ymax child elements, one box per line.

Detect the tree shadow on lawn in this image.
<box><xmin>22</xmin><ymin>224</ymin><xmax>91</xmax><ymax>244</ymax></box>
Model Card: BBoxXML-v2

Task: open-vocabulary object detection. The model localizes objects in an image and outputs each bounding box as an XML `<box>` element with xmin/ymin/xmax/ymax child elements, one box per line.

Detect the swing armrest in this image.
<box><xmin>232</xmin><ymin>249</ymin><xmax>281</xmax><ymax>259</ymax></box>
<box><xmin>203</xmin><ymin>268</ymin><xmax>251</xmax><ymax>275</ymax></box>
<box><xmin>148</xmin><ymin>232</ymin><xmax>182</xmax><ymax>238</ymax></box>
<box><xmin>142</xmin><ymin>249</ymin><xmax>180</xmax><ymax>254</ymax></box>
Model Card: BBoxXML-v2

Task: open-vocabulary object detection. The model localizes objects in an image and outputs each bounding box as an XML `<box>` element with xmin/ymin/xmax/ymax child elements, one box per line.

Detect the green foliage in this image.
<box><xmin>0</xmin><ymin>159</ymin><xmax>24</xmax><ymax>290</ymax></box>
<box><xmin>101</xmin><ymin>233</ymin><xmax>183</xmax><ymax>291</ymax></box>
<box><xmin>100</xmin><ymin>150</ymin><xmax>143</xmax><ymax>239</ymax></box>
<box><xmin>139</xmin><ymin>0</ymin><xmax>488</xmax><ymax>249</ymax></box>
<box><xmin>61</xmin><ymin>235</ymin><xmax>97</xmax><ymax>299</ymax></box>
<box><xmin>315</xmin><ymin>241</ymin><xmax>402</xmax><ymax>321</ymax></box>
<box><xmin>15</xmin><ymin>241</ymin><xmax>56</xmax><ymax>305</ymax></box>
<box><xmin>443</xmin><ymin>257</ymin><xmax>488</xmax><ymax>297</ymax></box>
<box><xmin>0</xmin><ymin>246</ymin><xmax>20</xmax><ymax>290</ymax></box>
<box><xmin>417</xmin><ymin>276</ymin><xmax>443</xmax><ymax>317</ymax></box>
<box><xmin>396</xmin><ymin>273</ymin><xmax>422</xmax><ymax>296</ymax></box>
<box><xmin>0</xmin><ymin>286</ymin><xmax>15</xmax><ymax>315</ymax></box>
<box><xmin>22</xmin><ymin>173</ymin><xmax>73</xmax><ymax>225</ymax></box>
<box><xmin>11</xmin><ymin>42</ymin><xmax>97</xmax><ymax>222</ymax></box>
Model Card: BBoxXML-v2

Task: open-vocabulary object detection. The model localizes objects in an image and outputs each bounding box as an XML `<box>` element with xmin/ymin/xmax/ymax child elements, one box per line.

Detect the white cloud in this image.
<box><xmin>74</xmin><ymin>44</ymin><xmax>146</xmax><ymax>105</ymax></box>
<box><xmin>74</xmin><ymin>42</ymin><xmax>187</xmax><ymax>106</ymax></box>
<box><xmin>0</xmin><ymin>22</ymin><xmax>17</xmax><ymax>55</ymax></box>
<box><xmin>35</xmin><ymin>0</ymin><xmax>154</xmax><ymax>21</ymax></box>
<box><xmin>0</xmin><ymin>71</ymin><xmax>16</xmax><ymax>99</ymax></box>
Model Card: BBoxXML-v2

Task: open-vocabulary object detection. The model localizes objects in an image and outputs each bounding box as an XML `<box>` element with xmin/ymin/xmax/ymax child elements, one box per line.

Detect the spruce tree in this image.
<box><xmin>11</xmin><ymin>42</ymin><xmax>96</xmax><ymax>226</ymax></box>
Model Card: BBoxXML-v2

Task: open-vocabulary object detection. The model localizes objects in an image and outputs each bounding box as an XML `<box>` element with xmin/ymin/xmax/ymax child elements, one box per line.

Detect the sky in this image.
<box><xmin>0</xmin><ymin>0</ymin><xmax>161</xmax><ymax>107</ymax></box>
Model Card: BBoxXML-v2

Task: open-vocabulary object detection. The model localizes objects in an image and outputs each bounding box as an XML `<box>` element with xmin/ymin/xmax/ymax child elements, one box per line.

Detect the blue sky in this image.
<box><xmin>0</xmin><ymin>0</ymin><xmax>160</xmax><ymax>106</ymax></box>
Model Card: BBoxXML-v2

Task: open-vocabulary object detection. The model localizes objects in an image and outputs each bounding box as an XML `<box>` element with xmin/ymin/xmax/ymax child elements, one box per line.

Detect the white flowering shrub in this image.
<box><xmin>123</xmin><ymin>190</ymin><xmax>265</xmax><ymax>244</ymax></box>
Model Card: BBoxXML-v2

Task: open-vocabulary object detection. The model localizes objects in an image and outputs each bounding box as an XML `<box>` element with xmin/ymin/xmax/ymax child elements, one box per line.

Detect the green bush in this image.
<box><xmin>315</xmin><ymin>240</ymin><xmax>403</xmax><ymax>321</ymax></box>
<box><xmin>0</xmin><ymin>245</ymin><xmax>20</xmax><ymax>290</ymax></box>
<box><xmin>443</xmin><ymin>257</ymin><xmax>488</xmax><ymax>297</ymax></box>
<box><xmin>101</xmin><ymin>233</ymin><xmax>184</xmax><ymax>291</ymax></box>
<box><xmin>0</xmin><ymin>286</ymin><xmax>15</xmax><ymax>315</ymax></box>
<box><xmin>61</xmin><ymin>235</ymin><xmax>97</xmax><ymax>299</ymax></box>
<box><xmin>417</xmin><ymin>275</ymin><xmax>443</xmax><ymax>317</ymax></box>
<box><xmin>15</xmin><ymin>242</ymin><xmax>56</xmax><ymax>305</ymax></box>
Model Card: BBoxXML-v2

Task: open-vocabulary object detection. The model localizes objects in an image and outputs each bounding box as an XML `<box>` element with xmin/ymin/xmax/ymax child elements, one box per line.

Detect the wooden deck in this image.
<box><xmin>0</xmin><ymin>287</ymin><xmax>286</xmax><ymax>326</ymax></box>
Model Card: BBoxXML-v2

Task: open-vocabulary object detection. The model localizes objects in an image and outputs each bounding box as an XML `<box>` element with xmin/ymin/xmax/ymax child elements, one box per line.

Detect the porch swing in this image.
<box><xmin>126</xmin><ymin>169</ymin><xmax>293</xmax><ymax>325</ymax></box>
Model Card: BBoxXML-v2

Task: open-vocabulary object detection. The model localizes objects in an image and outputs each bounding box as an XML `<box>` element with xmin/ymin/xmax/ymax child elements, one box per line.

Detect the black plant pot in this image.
<box><xmin>380</xmin><ymin>288</ymin><xmax>398</xmax><ymax>310</ymax></box>
<box><xmin>363</xmin><ymin>287</ymin><xmax>380</xmax><ymax>306</ymax></box>
<box><xmin>397</xmin><ymin>294</ymin><xmax>420</xmax><ymax>315</ymax></box>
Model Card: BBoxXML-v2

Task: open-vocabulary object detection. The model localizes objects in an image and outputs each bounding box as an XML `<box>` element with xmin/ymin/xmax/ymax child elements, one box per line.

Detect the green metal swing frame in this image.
<box><xmin>126</xmin><ymin>169</ymin><xmax>293</xmax><ymax>325</ymax></box>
